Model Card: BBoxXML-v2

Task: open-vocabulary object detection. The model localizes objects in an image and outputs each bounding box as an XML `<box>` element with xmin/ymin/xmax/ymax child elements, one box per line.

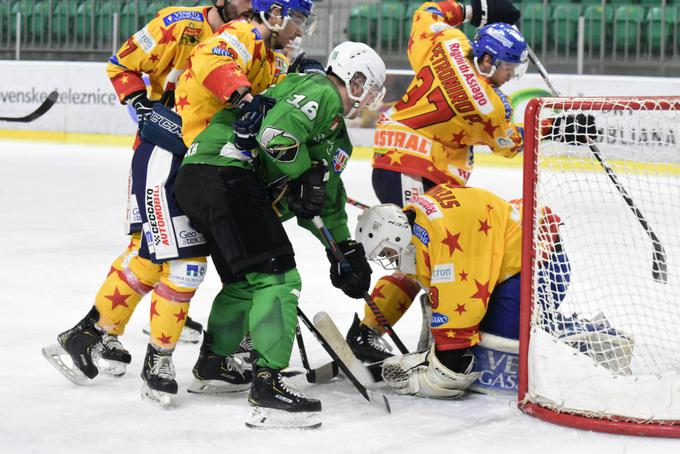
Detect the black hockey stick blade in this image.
<box><xmin>306</xmin><ymin>361</ymin><xmax>340</xmax><ymax>384</ymax></box>
<box><xmin>0</xmin><ymin>90</ymin><xmax>58</xmax><ymax>122</ymax></box>
<box><xmin>297</xmin><ymin>308</ymin><xmax>391</xmax><ymax>413</ymax></box>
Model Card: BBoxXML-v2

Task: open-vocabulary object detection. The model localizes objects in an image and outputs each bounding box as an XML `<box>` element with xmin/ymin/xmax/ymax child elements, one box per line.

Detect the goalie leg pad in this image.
<box><xmin>469</xmin><ymin>332</ymin><xmax>519</xmax><ymax>395</ymax></box>
<box><xmin>382</xmin><ymin>345</ymin><xmax>480</xmax><ymax>398</ymax></box>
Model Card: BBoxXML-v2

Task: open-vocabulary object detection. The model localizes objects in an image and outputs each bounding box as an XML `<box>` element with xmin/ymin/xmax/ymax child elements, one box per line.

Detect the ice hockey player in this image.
<box><xmin>41</xmin><ymin>1</ymin><xmax>251</xmax><ymax>394</ymax></box>
<box><xmin>355</xmin><ymin>188</ymin><xmax>632</xmax><ymax>398</ymax></box>
<box><xmin>125</xmin><ymin>0</ymin><xmax>319</xmax><ymax>406</ymax></box>
<box><xmin>173</xmin><ymin>41</ymin><xmax>386</xmax><ymax>428</ymax></box>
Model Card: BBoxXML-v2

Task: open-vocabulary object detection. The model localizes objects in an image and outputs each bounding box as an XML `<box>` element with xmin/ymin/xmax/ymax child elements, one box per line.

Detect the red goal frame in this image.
<box><xmin>518</xmin><ymin>96</ymin><xmax>680</xmax><ymax>437</ymax></box>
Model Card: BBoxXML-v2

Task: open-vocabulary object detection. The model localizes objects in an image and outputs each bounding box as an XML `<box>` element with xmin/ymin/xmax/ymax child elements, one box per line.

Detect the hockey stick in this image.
<box><xmin>0</xmin><ymin>90</ymin><xmax>59</xmax><ymax>122</ymax></box>
<box><xmin>297</xmin><ymin>307</ymin><xmax>391</xmax><ymax>413</ymax></box>
<box><xmin>528</xmin><ymin>47</ymin><xmax>668</xmax><ymax>284</ymax></box>
<box><xmin>346</xmin><ymin>197</ymin><xmax>370</xmax><ymax>210</ymax></box>
<box><xmin>312</xmin><ymin>216</ymin><xmax>409</xmax><ymax>354</ymax></box>
<box><xmin>294</xmin><ymin>325</ymin><xmax>339</xmax><ymax>384</ymax></box>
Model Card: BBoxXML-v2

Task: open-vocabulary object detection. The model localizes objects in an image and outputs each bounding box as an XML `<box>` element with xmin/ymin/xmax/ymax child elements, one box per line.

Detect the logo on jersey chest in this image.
<box><xmin>179</xmin><ymin>26</ymin><xmax>202</xmax><ymax>46</ymax></box>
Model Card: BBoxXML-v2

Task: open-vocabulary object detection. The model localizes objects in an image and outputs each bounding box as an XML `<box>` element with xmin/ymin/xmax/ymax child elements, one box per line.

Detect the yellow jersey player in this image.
<box><xmin>348</xmin><ymin>0</ymin><xmax>528</xmax><ymax>363</ymax></box>
<box><xmin>41</xmin><ymin>0</ymin><xmax>251</xmax><ymax>396</ymax></box>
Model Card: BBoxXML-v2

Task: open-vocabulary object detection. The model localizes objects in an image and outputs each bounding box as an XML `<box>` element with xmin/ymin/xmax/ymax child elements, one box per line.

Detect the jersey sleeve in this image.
<box><xmin>408</xmin><ymin>1</ymin><xmax>465</xmax><ymax>71</ymax></box>
<box><xmin>106</xmin><ymin>7</ymin><xmax>208</xmax><ymax>103</ymax></box>
<box><xmin>487</xmin><ymin>89</ymin><xmax>524</xmax><ymax>158</ymax></box>
<box><xmin>189</xmin><ymin>24</ymin><xmax>253</xmax><ymax>104</ymax></box>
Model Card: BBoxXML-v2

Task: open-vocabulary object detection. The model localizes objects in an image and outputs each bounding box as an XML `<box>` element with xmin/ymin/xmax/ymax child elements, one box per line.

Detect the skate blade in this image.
<box><xmin>142</xmin><ymin>325</ymin><xmax>201</xmax><ymax>344</ymax></box>
<box><xmin>98</xmin><ymin>360</ymin><xmax>127</xmax><ymax>378</ymax></box>
<box><xmin>187</xmin><ymin>378</ymin><xmax>250</xmax><ymax>394</ymax></box>
<box><xmin>141</xmin><ymin>383</ymin><xmax>174</xmax><ymax>409</ymax></box>
<box><xmin>41</xmin><ymin>344</ymin><xmax>90</xmax><ymax>385</ymax></box>
<box><xmin>245</xmin><ymin>406</ymin><xmax>321</xmax><ymax>430</ymax></box>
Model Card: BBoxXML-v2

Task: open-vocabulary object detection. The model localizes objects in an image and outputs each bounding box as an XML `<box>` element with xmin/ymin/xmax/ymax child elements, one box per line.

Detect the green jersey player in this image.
<box><xmin>174</xmin><ymin>41</ymin><xmax>386</xmax><ymax>429</ymax></box>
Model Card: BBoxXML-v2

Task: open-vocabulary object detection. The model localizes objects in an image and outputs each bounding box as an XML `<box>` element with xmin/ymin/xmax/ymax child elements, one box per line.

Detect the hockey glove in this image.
<box><xmin>289</xmin><ymin>52</ymin><xmax>326</xmax><ymax>75</ymax></box>
<box><xmin>233</xmin><ymin>95</ymin><xmax>277</xmax><ymax>151</ymax></box>
<box><xmin>125</xmin><ymin>90</ymin><xmax>155</xmax><ymax>128</ymax></box>
<box><xmin>550</xmin><ymin>114</ymin><xmax>597</xmax><ymax>145</ymax></box>
<box><xmin>470</xmin><ymin>0</ymin><xmax>521</xmax><ymax>27</ymax></box>
<box><xmin>326</xmin><ymin>240</ymin><xmax>373</xmax><ymax>299</ymax></box>
<box><xmin>286</xmin><ymin>160</ymin><xmax>329</xmax><ymax>219</ymax></box>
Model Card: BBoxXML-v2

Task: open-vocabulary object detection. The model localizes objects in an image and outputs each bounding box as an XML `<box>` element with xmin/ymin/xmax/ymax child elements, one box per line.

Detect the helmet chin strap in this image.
<box><xmin>473</xmin><ymin>56</ymin><xmax>497</xmax><ymax>78</ymax></box>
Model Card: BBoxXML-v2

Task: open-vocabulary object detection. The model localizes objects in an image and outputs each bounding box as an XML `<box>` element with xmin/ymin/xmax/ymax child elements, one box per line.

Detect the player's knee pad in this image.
<box><xmin>469</xmin><ymin>332</ymin><xmax>519</xmax><ymax>396</ymax></box>
<box><xmin>125</xmin><ymin>254</ymin><xmax>162</xmax><ymax>290</ymax></box>
<box><xmin>382</xmin><ymin>344</ymin><xmax>479</xmax><ymax>398</ymax></box>
<box><xmin>163</xmin><ymin>257</ymin><xmax>208</xmax><ymax>291</ymax></box>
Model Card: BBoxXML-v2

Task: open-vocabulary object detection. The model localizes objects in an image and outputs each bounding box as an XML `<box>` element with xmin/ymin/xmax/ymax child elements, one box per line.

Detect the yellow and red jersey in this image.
<box><xmin>404</xmin><ymin>184</ymin><xmax>522</xmax><ymax>349</ymax></box>
<box><xmin>107</xmin><ymin>6</ymin><xmax>215</xmax><ymax>103</ymax></box>
<box><xmin>175</xmin><ymin>19</ymin><xmax>288</xmax><ymax>146</ymax></box>
<box><xmin>372</xmin><ymin>1</ymin><xmax>523</xmax><ymax>186</ymax></box>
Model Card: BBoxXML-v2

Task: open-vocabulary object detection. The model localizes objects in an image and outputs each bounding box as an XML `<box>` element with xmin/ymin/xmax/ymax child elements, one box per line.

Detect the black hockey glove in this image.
<box><xmin>550</xmin><ymin>113</ymin><xmax>597</xmax><ymax>145</ymax></box>
<box><xmin>470</xmin><ymin>0</ymin><xmax>521</xmax><ymax>27</ymax></box>
<box><xmin>125</xmin><ymin>90</ymin><xmax>155</xmax><ymax>128</ymax></box>
<box><xmin>326</xmin><ymin>240</ymin><xmax>373</xmax><ymax>299</ymax></box>
<box><xmin>233</xmin><ymin>95</ymin><xmax>277</xmax><ymax>151</ymax></box>
<box><xmin>289</xmin><ymin>52</ymin><xmax>326</xmax><ymax>75</ymax></box>
<box><xmin>286</xmin><ymin>160</ymin><xmax>329</xmax><ymax>219</ymax></box>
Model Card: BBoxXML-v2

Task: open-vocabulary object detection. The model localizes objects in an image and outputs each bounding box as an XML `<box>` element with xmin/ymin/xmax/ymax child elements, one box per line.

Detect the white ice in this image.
<box><xmin>1</xmin><ymin>140</ymin><xmax>677</xmax><ymax>454</ymax></box>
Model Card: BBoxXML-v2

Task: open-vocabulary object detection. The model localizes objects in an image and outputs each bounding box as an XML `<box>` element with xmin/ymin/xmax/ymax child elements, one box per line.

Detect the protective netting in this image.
<box><xmin>523</xmin><ymin>97</ymin><xmax>680</xmax><ymax>427</ymax></box>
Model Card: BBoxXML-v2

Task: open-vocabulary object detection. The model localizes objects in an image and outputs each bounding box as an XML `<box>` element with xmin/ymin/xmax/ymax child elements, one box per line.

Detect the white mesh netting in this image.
<box><xmin>524</xmin><ymin>97</ymin><xmax>680</xmax><ymax>425</ymax></box>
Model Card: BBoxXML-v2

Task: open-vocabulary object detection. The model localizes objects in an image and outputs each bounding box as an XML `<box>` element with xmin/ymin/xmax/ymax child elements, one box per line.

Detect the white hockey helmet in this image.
<box><xmin>355</xmin><ymin>204</ymin><xmax>412</xmax><ymax>270</ymax></box>
<box><xmin>326</xmin><ymin>41</ymin><xmax>386</xmax><ymax>118</ymax></box>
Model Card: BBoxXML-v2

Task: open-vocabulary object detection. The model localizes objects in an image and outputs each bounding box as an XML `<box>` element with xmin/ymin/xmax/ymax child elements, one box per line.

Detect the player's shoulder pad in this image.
<box><xmin>156</xmin><ymin>6</ymin><xmax>208</xmax><ymax>27</ymax></box>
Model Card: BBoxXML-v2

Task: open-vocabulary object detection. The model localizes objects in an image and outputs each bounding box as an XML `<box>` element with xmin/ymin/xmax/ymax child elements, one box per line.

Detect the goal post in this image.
<box><xmin>519</xmin><ymin>96</ymin><xmax>680</xmax><ymax>437</ymax></box>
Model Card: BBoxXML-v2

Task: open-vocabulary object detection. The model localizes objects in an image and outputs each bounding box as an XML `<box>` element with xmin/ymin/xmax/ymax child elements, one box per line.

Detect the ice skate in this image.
<box><xmin>141</xmin><ymin>343</ymin><xmax>177</xmax><ymax>409</ymax></box>
<box><xmin>99</xmin><ymin>333</ymin><xmax>132</xmax><ymax>377</ymax></box>
<box><xmin>245</xmin><ymin>366</ymin><xmax>321</xmax><ymax>429</ymax></box>
<box><xmin>187</xmin><ymin>332</ymin><xmax>252</xmax><ymax>394</ymax></box>
<box><xmin>42</xmin><ymin>307</ymin><xmax>106</xmax><ymax>385</ymax></box>
<box><xmin>143</xmin><ymin>316</ymin><xmax>202</xmax><ymax>344</ymax></box>
<box><xmin>346</xmin><ymin>313</ymin><xmax>393</xmax><ymax>363</ymax></box>
<box><xmin>234</xmin><ymin>333</ymin><xmax>254</xmax><ymax>368</ymax></box>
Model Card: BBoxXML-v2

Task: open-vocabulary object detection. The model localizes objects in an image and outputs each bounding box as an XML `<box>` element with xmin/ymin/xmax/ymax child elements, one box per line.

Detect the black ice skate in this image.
<box><xmin>234</xmin><ymin>333</ymin><xmax>254</xmax><ymax>367</ymax></box>
<box><xmin>99</xmin><ymin>333</ymin><xmax>132</xmax><ymax>377</ymax></box>
<box><xmin>346</xmin><ymin>313</ymin><xmax>394</xmax><ymax>363</ymax></box>
<box><xmin>246</xmin><ymin>365</ymin><xmax>322</xmax><ymax>429</ymax></box>
<box><xmin>187</xmin><ymin>332</ymin><xmax>252</xmax><ymax>394</ymax></box>
<box><xmin>42</xmin><ymin>307</ymin><xmax>106</xmax><ymax>385</ymax></box>
<box><xmin>142</xmin><ymin>316</ymin><xmax>203</xmax><ymax>344</ymax></box>
<box><xmin>141</xmin><ymin>343</ymin><xmax>177</xmax><ymax>409</ymax></box>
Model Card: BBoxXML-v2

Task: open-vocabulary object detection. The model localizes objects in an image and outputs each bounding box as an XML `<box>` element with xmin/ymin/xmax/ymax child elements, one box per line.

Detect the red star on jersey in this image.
<box><xmin>478</xmin><ymin>219</ymin><xmax>491</xmax><ymax>235</ymax></box>
<box><xmin>175</xmin><ymin>95</ymin><xmax>190</xmax><ymax>111</ymax></box>
<box><xmin>105</xmin><ymin>287</ymin><xmax>130</xmax><ymax>310</ymax></box>
<box><xmin>450</xmin><ymin>130</ymin><xmax>465</xmax><ymax>147</ymax></box>
<box><xmin>441</xmin><ymin>229</ymin><xmax>463</xmax><ymax>257</ymax></box>
<box><xmin>174</xmin><ymin>308</ymin><xmax>187</xmax><ymax>323</ymax></box>
<box><xmin>150</xmin><ymin>300</ymin><xmax>161</xmax><ymax>320</ymax></box>
<box><xmin>471</xmin><ymin>280</ymin><xmax>491</xmax><ymax>308</ymax></box>
<box><xmin>253</xmin><ymin>41</ymin><xmax>263</xmax><ymax>60</ymax></box>
<box><xmin>397</xmin><ymin>301</ymin><xmax>409</xmax><ymax>314</ymax></box>
<box><xmin>432</xmin><ymin>134</ymin><xmax>442</xmax><ymax>143</ymax></box>
<box><xmin>454</xmin><ymin>303</ymin><xmax>466</xmax><ymax>315</ymax></box>
<box><xmin>107</xmin><ymin>266</ymin><xmax>116</xmax><ymax>277</ymax></box>
<box><xmin>486</xmin><ymin>204</ymin><xmax>494</xmax><ymax>211</ymax></box>
<box><xmin>422</xmin><ymin>250</ymin><xmax>431</xmax><ymax>272</ymax></box>
<box><xmin>430</xmin><ymin>30</ymin><xmax>445</xmax><ymax>43</ymax></box>
<box><xmin>479</xmin><ymin>117</ymin><xmax>498</xmax><ymax>137</ymax></box>
<box><xmin>407</xmin><ymin>37</ymin><xmax>415</xmax><ymax>53</ymax></box>
<box><xmin>459</xmin><ymin>270</ymin><xmax>468</xmax><ymax>281</ymax></box>
<box><xmin>158</xmin><ymin>24</ymin><xmax>177</xmax><ymax>44</ymax></box>
<box><xmin>371</xmin><ymin>284</ymin><xmax>386</xmax><ymax>301</ymax></box>
<box><xmin>419</xmin><ymin>32</ymin><xmax>428</xmax><ymax>40</ymax></box>
<box><xmin>157</xmin><ymin>333</ymin><xmax>172</xmax><ymax>345</ymax></box>
<box><xmin>149</xmin><ymin>53</ymin><xmax>159</xmax><ymax>63</ymax></box>
<box><xmin>183</xmin><ymin>70</ymin><xmax>193</xmax><ymax>81</ymax></box>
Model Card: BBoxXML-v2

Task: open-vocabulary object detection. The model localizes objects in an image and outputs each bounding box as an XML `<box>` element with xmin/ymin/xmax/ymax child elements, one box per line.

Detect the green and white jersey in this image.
<box><xmin>182</xmin><ymin>72</ymin><xmax>352</xmax><ymax>243</ymax></box>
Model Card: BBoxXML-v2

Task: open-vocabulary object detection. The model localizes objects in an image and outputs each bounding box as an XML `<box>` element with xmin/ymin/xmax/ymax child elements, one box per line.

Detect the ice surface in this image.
<box><xmin>1</xmin><ymin>141</ymin><xmax>677</xmax><ymax>453</ymax></box>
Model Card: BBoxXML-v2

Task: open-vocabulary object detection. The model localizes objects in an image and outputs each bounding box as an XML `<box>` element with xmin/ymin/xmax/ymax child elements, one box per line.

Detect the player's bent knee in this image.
<box><xmin>166</xmin><ymin>258</ymin><xmax>208</xmax><ymax>290</ymax></box>
<box><xmin>469</xmin><ymin>332</ymin><xmax>519</xmax><ymax>395</ymax></box>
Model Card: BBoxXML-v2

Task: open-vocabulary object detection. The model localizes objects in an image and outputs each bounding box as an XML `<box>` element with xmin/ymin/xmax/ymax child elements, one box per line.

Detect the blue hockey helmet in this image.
<box><xmin>251</xmin><ymin>0</ymin><xmax>317</xmax><ymax>36</ymax></box>
<box><xmin>472</xmin><ymin>23</ymin><xmax>528</xmax><ymax>79</ymax></box>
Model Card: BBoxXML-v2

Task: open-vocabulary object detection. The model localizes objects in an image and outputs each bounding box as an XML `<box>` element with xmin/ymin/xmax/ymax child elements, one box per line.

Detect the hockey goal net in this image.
<box><xmin>519</xmin><ymin>96</ymin><xmax>680</xmax><ymax>437</ymax></box>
